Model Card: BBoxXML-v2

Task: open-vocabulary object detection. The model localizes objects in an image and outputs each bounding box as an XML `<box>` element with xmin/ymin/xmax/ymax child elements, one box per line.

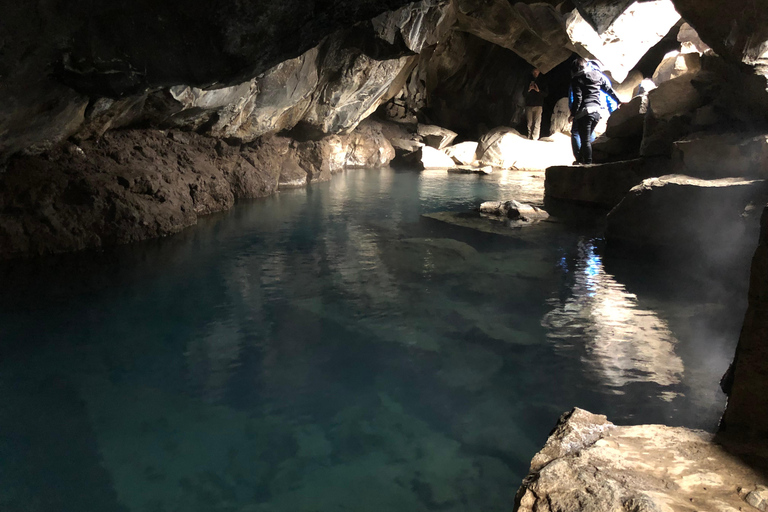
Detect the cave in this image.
<box><xmin>1</xmin><ymin>0</ymin><xmax>768</xmax><ymax>510</ymax></box>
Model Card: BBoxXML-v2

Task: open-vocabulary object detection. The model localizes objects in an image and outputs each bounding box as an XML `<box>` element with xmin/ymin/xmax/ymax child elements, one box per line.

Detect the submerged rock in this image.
<box><xmin>515</xmin><ymin>408</ymin><xmax>768</xmax><ymax>512</ymax></box>
<box><xmin>479</xmin><ymin>200</ymin><xmax>549</xmax><ymax>222</ymax></box>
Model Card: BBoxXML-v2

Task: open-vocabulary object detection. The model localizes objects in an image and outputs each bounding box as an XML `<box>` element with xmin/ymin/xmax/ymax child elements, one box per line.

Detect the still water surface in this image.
<box><xmin>0</xmin><ymin>168</ymin><xmax>748</xmax><ymax>512</ymax></box>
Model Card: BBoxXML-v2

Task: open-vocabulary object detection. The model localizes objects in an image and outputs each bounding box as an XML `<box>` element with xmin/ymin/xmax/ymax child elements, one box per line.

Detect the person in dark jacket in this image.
<box><xmin>568</xmin><ymin>58</ymin><xmax>621</xmax><ymax>164</ymax></box>
<box><xmin>525</xmin><ymin>68</ymin><xmax>548</xmax><ymax>140</ymax></box>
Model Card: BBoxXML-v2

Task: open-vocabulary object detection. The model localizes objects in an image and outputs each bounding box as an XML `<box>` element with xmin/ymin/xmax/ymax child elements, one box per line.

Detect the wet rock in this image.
<box><xmin>565</xmin><ymin>0</ymin><xmax>681</xmax><ymax>83</ymax></box>
<box><xmin>442</xmin><ymin>142</ymin><xmax>478</xmax><ymax>165</ymax></box>
<box><xmin>479</xmin><ymin>200</ymin><xmax>549</xmax><ymax>222</ymax></box>
<box><xmin>515</xmin><ymin>409</ymin><xmax>768</xmax><ymax>512</ymax></box>
<box><xmin>545</xmin><ymin>159</ymin><xmax>654</xmax><ymax>208</ymax></box>
<box><xmin>673</xmin><ymin>133</ymin><xmax>768</xmax><ymax>179</ymax></box>
<box><xmin>605</xmin><ymin>175</ymin><xmax>768</xmax><ymax>259</ymax></box>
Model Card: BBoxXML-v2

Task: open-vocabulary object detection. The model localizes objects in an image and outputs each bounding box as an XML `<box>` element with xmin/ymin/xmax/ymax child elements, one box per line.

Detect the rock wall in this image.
<box><xmin>721</xmin><ymin>206</ymin><xmax>768</xmax><ymax>440</ymax></box>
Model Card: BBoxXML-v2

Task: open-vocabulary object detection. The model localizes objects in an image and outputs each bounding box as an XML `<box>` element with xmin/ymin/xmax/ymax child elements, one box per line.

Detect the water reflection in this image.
<box><xmin>543</xmin><ymin>238</ymin><xmax>684</xmax><ymax>394</ymax></box>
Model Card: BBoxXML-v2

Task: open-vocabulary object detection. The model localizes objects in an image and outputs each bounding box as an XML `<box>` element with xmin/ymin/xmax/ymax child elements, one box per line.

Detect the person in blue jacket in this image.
<box><xmin>568</xmin><ymin>59</ymin><xmax>621</xmax><ymax>164</ymax></box>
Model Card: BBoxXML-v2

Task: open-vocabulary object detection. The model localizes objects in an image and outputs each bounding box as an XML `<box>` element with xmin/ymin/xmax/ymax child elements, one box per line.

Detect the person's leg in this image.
<box><xmin>571</xmin><ymin>122</ymin><xmax>581</xmax><ymax>163</ymax></box>
<box><xmin>526</xmin><ymin>107</ymin><xmax>535</xmax><ymax>139</ymax></box>
<box><xmin>578</xmin><ymin>113</ymin><xmax>599</xmax><ymax>164</ymax></box>
<box><xmin>532</xmin><ymin>106</ymin><xmax>542</xmax><ymax>140</ymax></box>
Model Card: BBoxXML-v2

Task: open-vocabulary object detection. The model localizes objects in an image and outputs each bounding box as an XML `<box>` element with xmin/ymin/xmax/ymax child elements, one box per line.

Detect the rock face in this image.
<box><xmin>0</xmin><ymin>122</ymin><xmax>394</xmax><ymax>258</ymax></box>
<box><xmin>721</xmin><ymin>206</ymin><xmax>768</xmax><ymax>440</ymax></box>
<box><xmin>673</xmin><ymin>133</ymin><xmax>768</xmax><ymax>179</ymax></box>
<box><xmin>545</xmin><ymin>159</ymin><xmax>655</xmax><ymax>208</ymax></box>
<box><xmin>605</xmin><ymin>175</ymin><xmax>768</xmax><ymax>263</ymax></box>
<box><xmin>565</xmin><ymin>0</ymin><xmax>681</xmax><ymax>83</ymax></box>
<box><xmin>515</xmin><ymin>408</ymin><xmax>768</xmax><ymax>512</ymax></box>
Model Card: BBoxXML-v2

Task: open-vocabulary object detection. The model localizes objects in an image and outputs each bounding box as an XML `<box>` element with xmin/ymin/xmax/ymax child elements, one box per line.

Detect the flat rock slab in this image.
<box><xmin>516</xmin><ymin>408</ymin><xmax>768</xmax><ymax>512</ymax></box>
<box><xmin>545</xmin><ymin>159</ymin><xmax>654</xmax><ymax>208</ymax></box>
<box><xmin>605</xmin><ymin>174</ymin><xmax>768</xmax><ymax>255</ymax></box>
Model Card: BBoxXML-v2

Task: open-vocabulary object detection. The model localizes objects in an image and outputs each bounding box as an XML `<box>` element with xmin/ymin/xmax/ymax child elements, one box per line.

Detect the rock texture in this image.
<box><xmin>0</xmin><ymin>121</ymin><xmax>394</xmax><ymax>258</ymax></box>
<box><xmin>515</xmin><ymin>408</ymin><xmax>768</xmax><ymax>512</ymax></box>
<box><xmin>673</xmin><ymin>133</ymin><xmax>768</xmax><ymax>179</ymax></box>
<box><xmin>721</xmin><ymin>206</ymin><xmax>768</xmax><ymax>440</ymax></box>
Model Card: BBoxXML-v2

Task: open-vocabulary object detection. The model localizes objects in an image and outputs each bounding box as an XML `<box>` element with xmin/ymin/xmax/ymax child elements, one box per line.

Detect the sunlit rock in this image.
<box><xmin>545</xmin><ymin>159</ymin><xmax>654</xmax><ymax>208</ymax></box>
<box><xmin>478</xmin><ymin>129</ymin><xmax>573</xmax><ymax>170</ymax></box>
<box><xmin>421</xmin><ymin>146</ymin><xmax>457</xmax><ymax>169</ymax></box>
<box><xmin>673</xmin><ymin>133</ymin><xmax>768</xmax><ymax>179</ymax></box>
<box><xmin>565</xmin><ymin>0</ymin><xmax>681</xmax><ymax>83</ymax></box>
<box><xmin>442</xmin><ymin>141</ymin><xmax>478</xmax><ymax>165</ymax></box>
<box><xmin>606</xmin><ymin>175</ymin><xmax>768</xmax><ymax>263</ymax></box>
<box><xmin>452</xmin><ymin>0</ymin><xmax>572</xmax><ymax>72</ymax></box>
<box><xmin>550</xmin><ymin>97</ymin><xmax>571</xmax><ymax>135</ymax></box>
<box><xmin>516</xmin><ymin>408</ymin><xmax>768</xmax><ymax>512</ymax></box>
<box><xmin>652</xmin><ymin>50</ymin><xmax>702</xmax><ymax>85</ymax></box>
<box><xmin>677</xmin><ymin>22</ymin><xmax>711</xmax><ymax>55</ymax></box>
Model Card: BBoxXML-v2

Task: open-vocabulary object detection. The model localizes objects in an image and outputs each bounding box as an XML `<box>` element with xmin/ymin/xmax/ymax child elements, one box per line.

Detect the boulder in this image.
<box><xmin>550</xmin><ymin>97</ymin><xmax>571</xmax><ymax>135</ymax></box>
<box><xmin>677</xmin><ymin>22</ymin><xmax>711</xmax><ymax>55</ymax></box>
<box><xmin>515</xmin><ymin>408</ymin><xmax>768</xmax><ymax>512</ymax></box>
<box><xmin>417</xmin><ymin>124</ymin><xmax>458</xmax><ymax>149</ymax></box>
<box><xmin>478</xmin><ymin>129</ymin><xmax>573</xmax><ymax>170</ymax></box>
<box><xmin>479</xmin><ymin>200</ymin><xmax>549</xmax><ymax>221</ymax></box>
<box><xmin>565</xmin><ymin>0</ymin><xmax>681</xmax><ymax>83</ymax></box>
<box><xmin>420</xmin><ymin>146</ymin><xmax>457</xmax><ymax>169</ymax></box>
<box><xmin>652</xmin><ymin>50</ymin><xmax>702</xmax><ymax>85</ymax></box>
<box><xmin>442</xmin><ymin>141</ymin><xmax>479</xmax><ymax>165</ymax></box>
<box><xmin>342</xmin><ymin>119</ymin><xmax>397</xmax><ymax>168</ymax></box>
<box><xmin>545</xmin><ymin>159</ymin><xmax>655</xmax><ymax>208</ymax></box>
<box><xmin>673</xmin><ymin>133</ymin><xmax>768</xmax><ymax>179</ymax></box>
<box><xmin>646</xmin><ymin>70</ymin><xmax>703</xmax><ymax>120</ymax></box>
<box><xmin>605</xmin><ymin>175</ymin><xmax>768</xmax><ymax>259</ymax></box>
<box><xmin>605</xmin><ymin>95</ymin><xmax>646</xmax><ymax>138</ymax></box>
<box><xmin>722</xmin><ymin>206</ymin><xmax>768</xmax><ymax>439</ymax></box>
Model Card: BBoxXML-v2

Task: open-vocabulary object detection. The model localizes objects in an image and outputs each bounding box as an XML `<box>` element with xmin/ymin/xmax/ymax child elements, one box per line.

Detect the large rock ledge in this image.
<box><xmin>515</xmin><ymin>408</ymin><xmax>768</xmax><ymax>512</ymax></box>
<box><xmin>0</xmin><ymin>121</ymin><xmax>394</xmax><ymax>258</ymax></box>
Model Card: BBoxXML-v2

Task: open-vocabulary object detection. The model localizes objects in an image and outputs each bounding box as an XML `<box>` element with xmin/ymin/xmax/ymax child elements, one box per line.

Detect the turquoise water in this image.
<box><xmin>0</xmin><ymin>168</ymin><xmax>748</xmax><ymax>512</ymax></box>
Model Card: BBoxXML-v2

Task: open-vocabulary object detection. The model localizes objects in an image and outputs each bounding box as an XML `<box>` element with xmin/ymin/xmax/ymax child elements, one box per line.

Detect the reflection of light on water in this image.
<box><xmin>542</xmin><ymin>238</ymin><xmax>684</xmax><ymax>395</ymax></box>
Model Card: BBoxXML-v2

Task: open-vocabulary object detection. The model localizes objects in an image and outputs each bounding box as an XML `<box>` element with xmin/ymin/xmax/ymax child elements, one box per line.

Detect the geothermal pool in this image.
<box><xmin>0</xmin><ymin>168</ymin><xmax>747</xmax><ymax>512</ymax></box>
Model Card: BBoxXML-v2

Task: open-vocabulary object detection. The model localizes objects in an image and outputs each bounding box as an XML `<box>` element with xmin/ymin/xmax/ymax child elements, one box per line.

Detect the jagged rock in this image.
<box><xmin>418</xmin><ymin>124</ymin><xmax>458</xmax><ymax>149</ymax></box>
<box><xmin>673</xmin><ymin>133</ymin><xmax>768</xmax><ymax>179</ymax></box>
<box><xmin>565</xmin><ymin>0</ymin><xmax>681</xmax><ymax>83</ymax></box>
<box><xmin>605</xmin><ymin>96</ymin><xmax>646</xmax><ymax>138</ymax></box>
<box><xmin>343</xmin><ymin>119</ymin><xmax>397</xmax><ymax>168</ymax></box>
<box><xmin>442</xmin><ymin>141</ymin><xmax>478</xmax><ymax>165</ymax></box>
<box><xmin>0</xmin><ymin>0</ymin><xmax>418</xmax><ymax>162</ymax></box>
<box><xmin>569</xmin><ymin>0</ymin><xmax>635</xmax><ymax>34</ymax></box>
<box><xmin>479</xmin><ymin>200</ymin><xmax>548</xmax><ymax>221</ymax></box>
<box><xmin>721</xmin><ymin>206</ymin><xmax>768</xmax><ymax>440</ymax></box>
<box><xmin>421</xmin><ymin>146</ymin><xmax>457</xmax><ymax>168</ymax></box>
<box><xmin>545</xmin><ymin>159</ymin><xmax>655</xmax><ymax>207</ymax></box>
<box><xmin>652</xmin><ymin>50</ymin><xmax>702</xmax><ymax>85</ymax></box>
<box><xmin>452</xmin><ymin>0</ymin><xmax>572</xmax><ymax>73</ymax></box>
<box><xmin>515</xmin><ymin>408</ymin><xmax>768</xmax><ymax>512</ymax></box>
<box><xmin>677</xmin><ymin>22</ymin><xmax>711</xmax><ymax>54</ymax></box>
<box><xmin>605</xmin><ymin>175</ymin><xmax>768</xmax><ymax>258</ymax></box>
<box><xmin>372</xmin><ymin>0</ymin><xmax>456</xmax><ymax>54</ymax></box>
